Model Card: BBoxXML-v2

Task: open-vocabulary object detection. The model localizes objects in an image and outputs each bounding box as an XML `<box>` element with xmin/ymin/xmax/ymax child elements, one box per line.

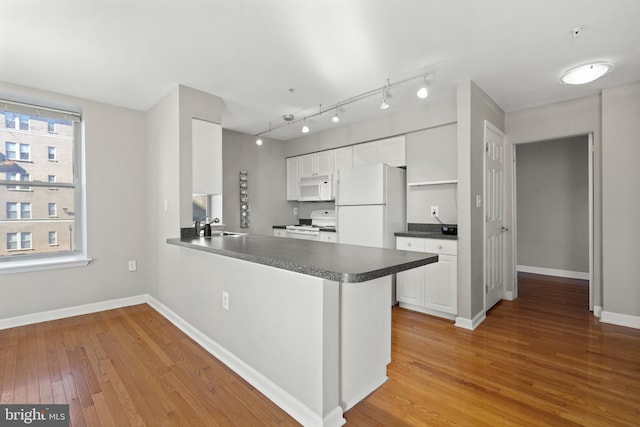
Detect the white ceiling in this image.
<box><xmin>1</xmin><ymin>0</ymin><xmax>639</xmax><ymax>140</ymax></box>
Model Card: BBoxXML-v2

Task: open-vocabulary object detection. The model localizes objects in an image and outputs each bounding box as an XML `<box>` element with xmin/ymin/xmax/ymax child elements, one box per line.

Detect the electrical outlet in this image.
<box><xmin>430</xmin><ymin>206</ymin><xmax>439</xmax><ymax>218</ymax></box>
<box><xmin>128</xmin><ymin>260</ymin><xmax>137</xmax><ymax>272</ymax></box>
<box><xmin>222</xmin><ymin>291</ymin><xmax>229</xmax><ymax>310</ymax></box>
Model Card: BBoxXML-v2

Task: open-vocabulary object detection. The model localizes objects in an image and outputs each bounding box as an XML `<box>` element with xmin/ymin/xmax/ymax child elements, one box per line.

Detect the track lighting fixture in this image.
<box><xmin>253</xmin><ymin>69</ymin><xmax>436</xmax><ymax>139</ymax></box>
<box><xmin>417</xmin><ymin>74</ymin><xmax>429</xmax><ymax>99</ymax></box>
<box><xmin>331</xmin><ymin>108</ymin><xmax>340</xmax><ymax>123</ymax></box>
<box><xmin>380</xmin><ymin>79</ymin><xmax>390</xmax><ymax>110</ymax></box>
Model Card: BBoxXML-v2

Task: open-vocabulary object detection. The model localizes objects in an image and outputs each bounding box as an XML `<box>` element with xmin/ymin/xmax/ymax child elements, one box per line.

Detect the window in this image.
<box><xmin>19</xmin><ymin>143</ymin><xmax>30</xmax><ymax>160</ymax></box>
<box><xmin>1</xmin><ymin>98</ymin><xmax>85</xmax><ymax>269</ymax></box>
<box><xmin>6</xmin><ymin>202</ymin><xmax>31</xmax><ymax>219</ymax></box>
<box><xmin>6</xmin><ymin>232</ymin><xmax>32</xmax><ymax>250</ymax></box>
<box><xmin>5</xmin><ymin>142</ymin><xmax>30</xmax><ymax>161</ymax></box>
<box><xmin>5</xmin><ymin>142</ymin><xmax>16</xmax><ymax>159</ymax></box>
<box><xmin>6</xmin><ymin>172</ymin><xmax>31</xmax><ymax>190</ymax></box>
<box><xmin>6</xmin><ymin>203</ymin><xmax>17</xmax><ymax>219</ymax></box>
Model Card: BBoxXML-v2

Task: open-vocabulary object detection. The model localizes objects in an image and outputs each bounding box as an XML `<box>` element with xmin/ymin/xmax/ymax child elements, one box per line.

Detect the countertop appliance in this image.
<box><xmin>336</xmin><ymin>164</ymin><xmax>406</xmax><ymax>249</ymax></box>
<box><xmin>285</xmin><ymin>209</ymin><xmax>336</xmax><ymax>240</ymax></box>
<box><xmin>298</xmin><ymin>174</ymin><xmax>333</xmax><ymax>202</ymax></box>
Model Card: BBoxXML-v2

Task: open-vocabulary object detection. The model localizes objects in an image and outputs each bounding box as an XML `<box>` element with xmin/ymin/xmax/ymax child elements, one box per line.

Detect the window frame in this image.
<box><xmin>6</xmin><ymin>231</ymin><xmax>32</xmax><ymax>251</ymax></box>
<box><xmin>1</xmin><ymin>97</ymin><xmax>90</xmax><ymax>274</ymax></box>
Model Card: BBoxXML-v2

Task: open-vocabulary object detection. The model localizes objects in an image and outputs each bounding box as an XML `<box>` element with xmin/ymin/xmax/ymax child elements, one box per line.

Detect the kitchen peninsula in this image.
<box><xmin>166</xmin><ymin>234</ymin><xmax>437</xmax><ymax>427</ymax></box>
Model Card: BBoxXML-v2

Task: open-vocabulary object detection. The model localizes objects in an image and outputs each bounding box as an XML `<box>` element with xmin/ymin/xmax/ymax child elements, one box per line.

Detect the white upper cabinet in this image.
<box><xmin>352</xmin><ymin>142</ymin><xmax>378</xmax><ymax>167</ymax></box>
<box><xmin>352</xmin><ymin>136</ymin><xmax>406</xmax><ymax>168</ymax></box>
<box><xmin>333</xmin><ymin>146</ymin><xmax>353</xmax><ymax>172</ymax></box>
<box><xmin>316</xmin><ymin>151</ymin><xmax>335</xmax><ymax>176</ymax></box>
<box><xmin>286</xmin><ymin>157</ymin><xmax>300</xmax><ymax>201</ymax></box>
<box><xmin>376</xmin><ymin>136</ymin><xmax>406</xmax><ymax>167</ymax></box>
<box><xmin>299</xmin><ymin>151</ymin><xmax>335</xmax><ymax>178</ymax></box>
<box><xmin>406</xmin><ymin>123</ymin><xmax>457</xmax><ymax>185</ymax></box>
<box><xmin>192</xmin><ymin>118</ymin><xmax>222</xmax><ymax>195</ymax></box>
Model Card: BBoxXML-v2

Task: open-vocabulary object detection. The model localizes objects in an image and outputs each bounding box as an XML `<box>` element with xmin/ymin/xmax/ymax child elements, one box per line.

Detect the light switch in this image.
<box><xmin>476</xmin><ymin>195</ymin><xmax>482</xmax><ymax>208</ymax></box>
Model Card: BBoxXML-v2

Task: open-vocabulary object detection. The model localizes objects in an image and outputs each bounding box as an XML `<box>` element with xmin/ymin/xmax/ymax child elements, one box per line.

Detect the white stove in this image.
<box><xmin>285</xmin><ymin>210</ymin><xmax>336</xmax><ymax>240</ymax></box>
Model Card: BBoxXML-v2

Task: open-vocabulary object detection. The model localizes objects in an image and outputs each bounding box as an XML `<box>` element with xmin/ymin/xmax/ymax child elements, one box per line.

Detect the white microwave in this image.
<box><xmin>298</xmin><ymin>174</ymin><xmax>334</xmax><ymax>201</ymax></box>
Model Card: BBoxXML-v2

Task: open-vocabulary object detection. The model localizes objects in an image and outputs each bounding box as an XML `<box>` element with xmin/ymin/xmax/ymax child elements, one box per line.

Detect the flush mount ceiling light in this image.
<box><xmin>559</xmin><ymin>62</ymin><xmax>613</xmax><ymax>85</ymax></box>
<box><xmin>255</xmin><ymin>137</ymin><xmax>263</xmax><ymax>146</ymax></box>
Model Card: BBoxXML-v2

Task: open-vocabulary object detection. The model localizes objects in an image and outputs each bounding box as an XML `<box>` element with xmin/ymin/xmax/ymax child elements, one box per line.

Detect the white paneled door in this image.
<box><xmin>485</xmin><ymin>121</ymin><xmax>506</xmax><ymax>311</ymax></box>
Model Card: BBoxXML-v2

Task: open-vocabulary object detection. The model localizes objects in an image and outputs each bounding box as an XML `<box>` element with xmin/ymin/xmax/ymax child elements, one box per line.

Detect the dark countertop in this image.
<box><xmin>272</xmin><ymin>225</ymin><xmax>337</xmax><ymax>232</ymax></box>
<box><xmin>167</xmin><ymin>234</ymin><xmax>437</xmax><ymax>283</ymax></box>
<box><xmin>395</xmin><ymin>222</ymin><xmax>458</xmax><ymax>240</ymax></box>
<box><xmin>394</xmin><ymin>231</ymin><xmax>458</xmax><ymax>240</ymax></box>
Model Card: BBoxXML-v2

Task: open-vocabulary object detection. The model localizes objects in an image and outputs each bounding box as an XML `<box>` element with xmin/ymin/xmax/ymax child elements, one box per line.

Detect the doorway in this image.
<box><xmin>512</xmin><ymin>134</ymin><xmax>593</xmax><ymax>310</ymax></box>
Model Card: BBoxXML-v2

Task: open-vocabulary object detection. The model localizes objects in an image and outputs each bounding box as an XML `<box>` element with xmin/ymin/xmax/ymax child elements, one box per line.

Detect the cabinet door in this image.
<box><xmin>315</xmin><ymin>151</ymin><xmax>335</xmax><ymax>176</ymax></box>
<box><xmin>299</xmin><ymin>154</ymin><xmax>316</xmax><ymax>178</ymax></box>
<box><xmin>319</xmin><ymin>232</ymin><xmax>337</xmax><ymax>243</ymax></box>
<box><xmin>273</xmin><ymin>229</ymin><xmax>287</xmax><ymax>237</ymax></box>
<box><xmin>333</xmin><ymin>146</ymin><xmax>353</xmax><ymax>173</ymax></box>
<box><xmin>424</xmin><ymin>254</ymin><xmax>457</xmax><ymax>314</ymax></box>
<box><xmin>286</xmin><ymin>157</ymin><xmax>300</xmax><ymax>201</ymax></box>
<box><xmin>397</xmin><ymin>266</ymin><xmax>425</xmax><ymax>305</ymax></box>
<box><xmin>352</xmin><ymin>142</ymin><xmax>377</xmax><ymax>167</ymax></box>
<box><xmin>377</xmin><ymin>136</ymin><xmax>405</xmax><ymax>167</ymax></box>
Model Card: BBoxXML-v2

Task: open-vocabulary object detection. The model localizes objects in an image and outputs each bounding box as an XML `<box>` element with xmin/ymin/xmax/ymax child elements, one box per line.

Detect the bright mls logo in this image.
<box><xmin>0</xmin><ymin>405</ymin><xmax>69</xmax><ymax>427</ymax></box>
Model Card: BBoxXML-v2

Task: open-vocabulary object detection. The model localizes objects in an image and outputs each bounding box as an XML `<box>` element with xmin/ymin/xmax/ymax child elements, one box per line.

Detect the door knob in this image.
<box><xmin>500</xmin><ymin>226</ymin><xmax>509</xmax><ymax>232</ymax></box>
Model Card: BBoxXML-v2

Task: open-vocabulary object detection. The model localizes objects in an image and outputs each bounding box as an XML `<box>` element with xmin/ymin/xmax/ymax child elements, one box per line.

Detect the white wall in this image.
<box><xmin>601</xmin><ymin>82</ymin><xmax>640</xmax><ymax>321</ymax></box>
<box><xmin>0</xmin><ymin>81</ymin><xmax>148</xmax><ymax>319</ymax></box>
<box><xmin>516</xmin><ymin>136</ymin><xmax>589</xmax><ymax>274</ymax></box>
<box><xmin>505</xmin><ymin>95</ymin><xmax>602</xmax><ymax>307</ymax></box>
<box><xmin>222</xmin><ymin>130</ymin><xmax>297</xmax><ymax>235</ymax></box>
<box><xmin>284</xmin><ymin>94</ymin><xmax>457</xmax><ymax>157</ymax></box>
<box><xmin>456</xmin><ymin>81</ymin><xmax>505</xmax><ymax>325</ymax></box>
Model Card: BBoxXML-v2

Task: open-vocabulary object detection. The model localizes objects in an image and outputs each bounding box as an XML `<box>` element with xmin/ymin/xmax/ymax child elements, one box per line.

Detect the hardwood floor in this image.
<box><xmin>1</xmin><ymin>273</ymin><xmax>639</xmax><ymax>426</ymax></box>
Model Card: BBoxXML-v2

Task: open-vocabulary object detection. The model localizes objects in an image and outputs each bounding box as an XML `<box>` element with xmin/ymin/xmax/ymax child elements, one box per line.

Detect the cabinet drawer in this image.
<box><xmin>396</xmin><ymin>237</ymin><xmax>426</xmax><ymax>252</ymax></box>
<box><xmin>423</xmin><ymin>239</ymin><xmax>457</xmax><ymax>255</ymax></box>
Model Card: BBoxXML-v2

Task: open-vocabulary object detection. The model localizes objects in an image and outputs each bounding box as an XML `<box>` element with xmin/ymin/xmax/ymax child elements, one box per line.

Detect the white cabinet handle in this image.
<box><xmin>407</xmin><ymin>243</ymin><xmax>412</xmax><ymax>247</ymax></box>
<box><xmin>437</xmin><ymin>245</ymin><xmax>443</xmax><ymax>249</ymax></box>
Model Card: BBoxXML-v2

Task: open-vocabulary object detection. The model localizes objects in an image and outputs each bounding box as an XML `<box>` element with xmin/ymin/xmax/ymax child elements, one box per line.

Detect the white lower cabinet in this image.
<box><xmin>273</xmin><ymin>228</ymin><xmax>287</xmax><ymax>237</ymax></box>
<box><xmin>319</xmin><ymin>231</ymin><xmax>337</xmax><ymax>243</ymax></box>
<box><xmin>396</xmin><ymin>237</ymin><xmax>457</xmax><ymax>319</ymax></box>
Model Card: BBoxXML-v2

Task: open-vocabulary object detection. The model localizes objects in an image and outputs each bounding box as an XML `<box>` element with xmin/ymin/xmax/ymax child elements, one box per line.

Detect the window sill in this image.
<box><xmin>0</xmin><ymin>255</ymin><xmax>92</xmax><ymax>275</ymax></box>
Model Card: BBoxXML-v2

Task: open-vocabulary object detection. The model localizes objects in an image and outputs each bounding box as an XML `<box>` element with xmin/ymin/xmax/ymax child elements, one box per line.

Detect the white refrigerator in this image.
<box><xmin>336</xmin><ymin>163</ymin><xmax>406</xmax><ymax>249</ymax></box>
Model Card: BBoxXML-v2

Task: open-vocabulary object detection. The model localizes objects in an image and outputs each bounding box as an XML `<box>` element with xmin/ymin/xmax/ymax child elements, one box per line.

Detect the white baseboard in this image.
<box><xmin>600</xmin><ymin>310</ymin><xmax>640</xmax><ymax>330</ymax></box>
<box><xmin>593</xmin><ymin>305</ymin><xmax>603</xmax><ymax>318</ymax></box>
<box><xmin>517</xmin><ymin>265</ymin><xmax>589</xmax><ymax>280</ymax></box>
<box><xmin>146</xmin><ymin>295</ymin><xmax>345</xmax><ymax>427</ymax></box>
<box><xmin>0</xmin><ymin>295</ymin><xmax>147</xmax><ymax>330</ymax></box>
<box><xmin>455</xmin><ymin>311</ymin><xmax>486</xmax><ymax>330</ymax></box>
